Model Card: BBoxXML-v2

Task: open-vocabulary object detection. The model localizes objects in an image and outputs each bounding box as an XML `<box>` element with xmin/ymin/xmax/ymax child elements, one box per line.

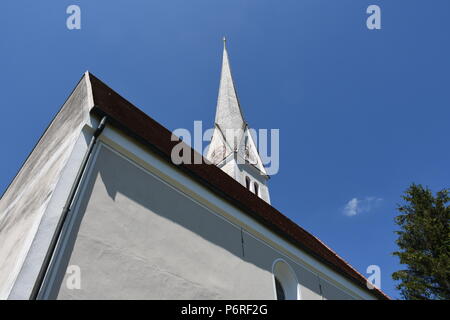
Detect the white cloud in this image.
<box><xmin>344</xmin><ymin>198</ymin><xmax>359</xmax><ymax>216</ymax></box>
<box><xmin>343</xmin><ymin>197</ymin><xmax>383</xmax><ymax>217</ymax></box>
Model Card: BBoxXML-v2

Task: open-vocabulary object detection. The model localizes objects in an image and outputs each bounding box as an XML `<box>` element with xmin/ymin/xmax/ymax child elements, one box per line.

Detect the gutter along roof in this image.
<box><xmin>87</xmin><ymin>72</ymin><xmax>389</xmax><ymax>300</ymax></box>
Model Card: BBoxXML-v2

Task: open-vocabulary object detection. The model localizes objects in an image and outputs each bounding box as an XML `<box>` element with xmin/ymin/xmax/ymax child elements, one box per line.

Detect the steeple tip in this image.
<box><xmin>222</xmin><ymin>36</ymin><xmax>226</xmax><ymax>49</ymax></box>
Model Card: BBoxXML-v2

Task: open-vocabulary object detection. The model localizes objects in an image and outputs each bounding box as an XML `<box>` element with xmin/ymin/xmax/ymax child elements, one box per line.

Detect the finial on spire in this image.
<box><xmin>223</xmin><ymin>36</ymin><xmax>226</xmax><ymax>49</ymax></box>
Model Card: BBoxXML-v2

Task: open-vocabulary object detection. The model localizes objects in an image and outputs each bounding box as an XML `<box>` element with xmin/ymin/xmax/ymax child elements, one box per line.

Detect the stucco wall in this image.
<box><xmin>0</xmin><ymin>75</ymin><xmax>91</xmax><ymax>299</ymax></box>
<box><xmin>52</xmin><ymin>144</ymin><xmax>354</xmax><ymax>300</ymax></box>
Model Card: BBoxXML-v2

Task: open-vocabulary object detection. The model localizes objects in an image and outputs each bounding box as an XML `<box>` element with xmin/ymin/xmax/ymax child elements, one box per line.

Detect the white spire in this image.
<box><xmin>207</xmin><ymin>39</ymin><xmax>271</xmax><ymax>203</ymax></box>
<box><xmin>214</xmin><ymin>38</ymin><xmax>246</xmax><ymax>150</ymax></box>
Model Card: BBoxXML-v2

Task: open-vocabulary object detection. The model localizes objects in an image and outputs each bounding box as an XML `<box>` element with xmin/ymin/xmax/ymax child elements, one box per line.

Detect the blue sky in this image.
<box><xmin>1</xmin><ymin>1</ymin><xmax>449</xmax><ymax>299</ymax></box>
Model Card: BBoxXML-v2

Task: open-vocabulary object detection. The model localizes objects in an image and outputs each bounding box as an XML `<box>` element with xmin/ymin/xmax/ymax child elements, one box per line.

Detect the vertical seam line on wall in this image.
<box><xmin>240</xmin><ymin>227</ymin><xmax>245</xmax><ymax>258</ymax></box>
<box><xmin>318</xmin><ymin>276</ymin><xmax>324</xmax><ymax>300</ymax></box>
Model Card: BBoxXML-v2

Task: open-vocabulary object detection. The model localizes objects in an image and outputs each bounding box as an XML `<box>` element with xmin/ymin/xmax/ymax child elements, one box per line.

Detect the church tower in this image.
<box><xmin>206</xmin><ymin>38</ymin><xmax>271</xmax><ymax>203</ymax></box>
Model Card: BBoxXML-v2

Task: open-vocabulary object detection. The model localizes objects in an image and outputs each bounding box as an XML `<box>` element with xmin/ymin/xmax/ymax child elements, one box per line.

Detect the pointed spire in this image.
<box><xmin>215</xmin><ymin>37</ymin><xmax>246</xmax><ymax>151</ymax></box>
<box><xmin>207</xmin><ymin>39</ymin><xmax>271</xmax><ymax>203</ymax></box>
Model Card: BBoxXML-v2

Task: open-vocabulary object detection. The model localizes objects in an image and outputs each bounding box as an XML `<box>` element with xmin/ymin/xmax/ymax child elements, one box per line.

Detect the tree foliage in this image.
<box><xmin>392</xmin><ymin>184</ymin><xmax>450</xmax><ymax>300</ymax></box>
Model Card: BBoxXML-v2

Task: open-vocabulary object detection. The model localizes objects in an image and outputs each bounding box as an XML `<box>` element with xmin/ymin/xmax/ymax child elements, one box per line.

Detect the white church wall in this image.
<box><xmin>7</xmin><ymin>125</ymin><xmax>95</xmax><ymax>299</ymax></box>
<box><xmin>36</xmin><ymin>122</ymin><xmax>377</xmax><ymax>300</ymax></box>
<box><xmin>53</xmin><ymin>145</ymin><xmax>274</xmax><ymax>299</ymax></box>
<box><xmin>0</xmin><ymin>74</ymin><xmax>93</xmax><ymax>299</ymax></box>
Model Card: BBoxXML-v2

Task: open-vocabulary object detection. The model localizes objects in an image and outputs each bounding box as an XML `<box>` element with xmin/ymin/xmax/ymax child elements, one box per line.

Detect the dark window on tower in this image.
<box><xmin>245</xmin><ymin>177</ymin><xmax>251</xmax><ymax>190</ymax></box>
<box><xmin>254</xmin><ymin>182</ymin><xmax>259</xmax><ymax>196</ymax></box>
<box><xmin>275</xmin><ymin>277</ymin><xmax>286</xmax><ymax>300</ymax></box>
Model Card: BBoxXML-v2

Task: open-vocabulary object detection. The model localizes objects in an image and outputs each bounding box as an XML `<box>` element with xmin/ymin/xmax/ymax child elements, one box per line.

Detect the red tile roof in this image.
<box><xmin>88</xmin><ymin>73</ymin><xmax>389</xmax><ymax>300</ymax></box>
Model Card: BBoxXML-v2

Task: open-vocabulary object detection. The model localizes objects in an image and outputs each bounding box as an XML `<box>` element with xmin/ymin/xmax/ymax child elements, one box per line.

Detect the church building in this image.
<box><xmin>0</xmin><ymin>41</ymin><xmax>388</xmax><ymax>300</ymax></box>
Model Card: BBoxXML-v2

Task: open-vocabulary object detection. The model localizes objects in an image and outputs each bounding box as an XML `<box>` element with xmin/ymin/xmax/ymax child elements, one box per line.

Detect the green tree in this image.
<box><xmin>392</xmin><ymin>184</ymin><xmax>450</xmax><ymax>300</ymax></box>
